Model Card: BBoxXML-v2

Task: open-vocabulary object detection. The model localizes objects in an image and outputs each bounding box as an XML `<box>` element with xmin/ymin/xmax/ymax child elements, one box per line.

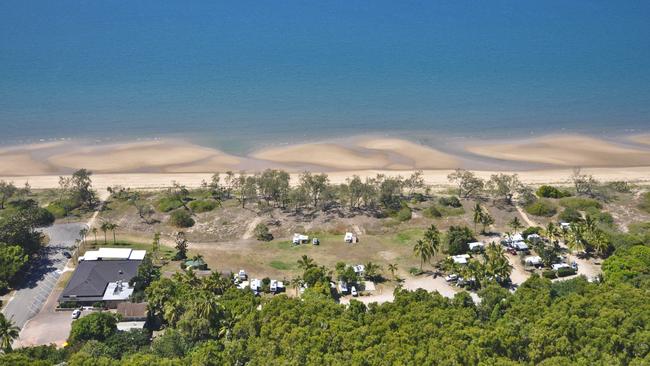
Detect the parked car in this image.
<box><xmin>445</xmin><ymin>274</ymin><xmax>458</xmax><ymax>282</ymax></box>
<box><xmin>312</xmin><ymin>238</ymin><xmax>320</xmax><ymax>245</ymax></box>
<box><xmin>71</xmin><ymin>309</ymin><xmax>81</xmax><ymax>319</ymax></box>
<box><xmin>63</xmin><ymin>251</ymin><xmax>72</xmax><ymax>259</ymax></box>
<box><xmin>507</xmin><ymin>248</ymin><xmax>517</xmax><ymax>255</ymax></box>
<box><xmin>351</xmin><ymin>286</ymin><xmax>358</xmax><ymax>297</ymax></box>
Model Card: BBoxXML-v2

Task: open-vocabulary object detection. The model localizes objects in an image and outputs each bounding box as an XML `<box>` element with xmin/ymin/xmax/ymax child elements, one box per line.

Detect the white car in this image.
<box><xmin>445</xmin><ymin>274</ymin><xmax>458</xmax><ymax>282</ymax></box>
<box><xmin>71</xmin><ymin>309</ymin><xmax>81</xmax><ymax>319</ymax></box>
<box><xmin>351</xmin><ymin>286</ymin><xmax>358</xmax><ymax>297</ymax></box>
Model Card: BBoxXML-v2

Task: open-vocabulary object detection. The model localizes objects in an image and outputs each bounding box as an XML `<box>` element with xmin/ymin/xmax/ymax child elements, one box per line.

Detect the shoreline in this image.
<box><xmin>0</xmin><ymin>133</ymin><xmax>649</xmax><ymax>177</ymax></box>
<box><xmin>3</xmin><ymin>167</ymin><xmax>650</xmax><ymax>191</ymax></box>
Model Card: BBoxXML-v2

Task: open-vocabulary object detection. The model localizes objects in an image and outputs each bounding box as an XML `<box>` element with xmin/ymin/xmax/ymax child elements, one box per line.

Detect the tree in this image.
<box><xmin>446</xmin><ymin>226</ymin><xmax>475</xmax><ymax>255</ymax></box>
<box><xmin>91</xmin><ymin>228</ymin><xmax>98</xmax><ymax>244</ymax></box>
<box><xmin>109</xmin><ymin>223</ymin><xmax>118</xmax><ymax>244</ymax></box>
<box><xmin>253</xmin><ymin>223</ymin><xmax>273</xmax><ymax>241</ymax></box>
<box><xmin>487</xmin><ymin>173</ymin><xmax>522</xmax><ymax>205</ymax></box>
<box><xmin>130</xmin><ymin>253</ymin><xmax>160</xmax><ymax>292</ymax></box>
<box><xmin>363</xmin><ymin>262</ymin><xmax>382</xmax><ymax>281</ymax></box>
<box><xmin>0</xmin><ymin>181</ymin><xmax>17</xmax><ymax>210</ymax></box>
<box><xmin>169</xmin><ymin>209</ymin><xmax>195</xmax><ymax>228</ymax></box>
<box><xmin>447</xmin><ymin>169</ymin><xmax>484</xmax><ymax>198</ymax></box>
<box><xmin>403</xmin><ymin>170</ymin><xmax>425</xmax><ymax>197</ymax></box>
<box><xmin>508</xmin><ymin>217</ymin><xmax>523</xmax><ymax>234</ymax></box>
<box><xmin>132</xmin><ymin>199</ymin><xmax>155</xmax><ymax>224</ymax></box>
<box><xmin>69</xmin><ymin>312</ymin><xmax>117</xmax><ymax>344</ymax></box>
<box><xmin>479</xmin><ymin>212</ymin><xmax>494</xmax><ymax>234</ymax></box>
<box><xmin>174</xmin><ymin>232</ymin><xmax>188</xmax><ymax>260</ymax></box>
<box><xmin>472</xmin><ymin>203</ymin><xmax>484</xmax><ymax>233</ymax></box>
<box><xmin>571</xmin><ymin>168</ymin><xmax>599</xmax><ymax>197</ymax></box>
<box><xmin>0</xmin><ymin>313</ymin><xmax>19</xmax><ymax>353</ymax></box>
<box><xmin>543</xmin><ymin>222</ymin><xmax>560</xmax><ymax>245</ymax></box>
<box><xmin>238</xmin><ymin>175</ymin><xmax>258</xmax><ymax>209</ymax></box>
<box><xmin>413</xmin><ymin>239</ymin><xmax>432</xmax><ymax>271</ymax></box>
<box><xmin>100</xmin><ymin>222</ymin><xmax>110</xmax><ymax>244</ymax></box>
<box><xmin>299</xmin><ymin>172</ymin><xmax>330</xmax><ymax>208</ymax></box>
<box><xmin>423</xmin><ymin>224</ymin><xmax>441</xmax><ymax>257</ymax></box>
<box><xmin>297</xmin><ymin>255</ymin><xmax>316</xmax><ymax>270</ymax></box>
<box><xmin>0</xmin><ymin>245</ymin><xmax>29</xmax><ymax>291</ymax></box>
<box><xmin>387</xmin><ymin>263</ymin><xmax>398</xmax><ymax>279</ymax></box>
<box><xmin>78</xmin><ymin>227</ymin><xmax>88</xmax><ymax>247</ymax></box>
<box><xmin>70</xmin><ymin>169</ymin><xmax>97</xmax><ymax>209</ymax></box>
<box><xmin>151</xmin><ymin>232</ymin><xmax>161</xmax><ymax>260</ymax></box>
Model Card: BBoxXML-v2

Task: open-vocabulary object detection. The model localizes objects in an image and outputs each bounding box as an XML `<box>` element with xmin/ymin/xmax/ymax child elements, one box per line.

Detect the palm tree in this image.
<box><xmin>100</xmin><ymin>222</ymin><xmax>110</xmax><ymax>244</ymax></box>
<box><xmin>480</xmin><ymin>212</ymin><xmax>494</xmax><ymax>234</ymax></box>
<box><xmin>91</xmin><ymin>227</ymin><xmax>98</xmax><ymax>244</ymax></box>
<box><xmin>78</xmin><ymin>227</ymin><xmax>88</xmax><ymax>246</ymax></box>
<box><xmin>109</xmin><ymin>223</ymin><xmax>118</xmax><ymax>244</ymax></box>
<box><xmin>296</xmin><ymin>255</ymin><xmax>315</xmax><ymax>270</ymax></box>
<box><xmin>413</xmin><ymin>239</ymin><xmax>432</xmax><ymax>272</ymax></box>
<box><xmin>508</xmin><ymin>217</ymin><xmax>523</xmax><ymax>234</ymax></box>
<box><xmin>0</xmin><ymin>314</ymin><xmax>19</xmax><ymax>353</ymax></box>
<box><xmin>423</xmin><ymin>224</ymin><xmax>441</xmax><ymax>258</ymax></box>
<box><xmin>472</xmin><ymin>203</ymin><xmax>484</xmax><ymax>233</ymax></box>
<box><xmin>364</xmin><ymin>262</ymin><xmax>381</xmax><ymax>281</ymax></box>
<box><xmin>387</xmin><ymin>263</ymin><xmax>398</xmax><ymax>279</ymax></box>
<box><xmin>483</xmin><ymin>243</ymin><xmax>512</xmax><ymax>285</ymax></box>
<box><xmin>544</xmin><ymin>222</ymin><xmax>559</xmax><ymax>245</ymax></box>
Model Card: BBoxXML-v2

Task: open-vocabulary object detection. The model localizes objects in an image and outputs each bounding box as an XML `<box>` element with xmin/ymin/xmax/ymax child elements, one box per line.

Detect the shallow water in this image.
<box><xmin>1</xmin><ymin>1</ymin><xmax>649</xmax><ymax>153</ymax></box>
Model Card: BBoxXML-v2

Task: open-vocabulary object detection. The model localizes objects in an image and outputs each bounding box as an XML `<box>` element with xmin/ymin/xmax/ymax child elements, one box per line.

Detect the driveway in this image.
<box><xmin>1</xmin><ymin>222</ymin><xmax>86</xmax><ymax>329</ymax></box>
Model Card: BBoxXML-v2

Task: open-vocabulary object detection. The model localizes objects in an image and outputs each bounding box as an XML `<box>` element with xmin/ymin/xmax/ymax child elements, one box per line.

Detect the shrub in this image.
<box><xmin>408</xmin><ymin>267</ymin><xmax>421</xmax><ymax>276</ymax></box>
<box><xmin>542</xmin><ymin>270</ymin><xmax>557</xmax><ymax>279</ymax></box>
<box><xmin>46</xmin><ymin>202</ymin><xmax>68</xmax><ymax>219</ymax></box>
<box><xmin>525</xmin><ymin>199</ymin><xmax>557</xmax><ymax>217</ymax></box>
<box><xmin>559</xmin><ymin>197</ymin><xmax>602</xmax><ymax>211</ymax></box>
<box><xmin>446</xmin><ymin>226</ymin><xmax>475</xmax><ymax>255</ymax></box>
<box><xmin>188</xmin><ymin>200</ymin><xmax>217</xmax><ymax>213</ymax></box>
<box><xmin>608</xmin><ymin>181</ymin><xmax>631</xmax><ymax>193</ymax></box>
<box><xmin>156</xmin><ymin>197</ymin><xmax>183</xmax><ymax>212</ymax></box>
<box><xmin>423</xmin><ymin>205</ymin><xmax>442</xmax><ymax>218</ymax></box>
<box><xmin>169</xmin><ymin>209</ymin><xmax>195</xmax><ymax>228</ymax></box>
<box><xmin>439</xmin><ymin>196</ymin><xmax>462</xmax><ymax>208</ymax></box>
<box><xmin>557</xmin><ymin>267</ymin><xmax>577</xmax><ymax>277</ymax></box>
<box><xmin>584</xmin><ymin>207</ymin><xmax>614</xmax><ymax>227</ymax></box>
<box><xmin>558</xmin><ymin>207</ymin><xmax>582</xmax><ymax>223</ymax></box>
<box><xmin>536</xmin><ymin>185</ymin><xmax>571</xmax><ymax>198</ymax></box>
<box><xmin>69</xmin><ymin>312</ymin><xmax>118</xmax><ymax>344</ymax></box>
<box><xmin>639</xmin><ymin>192</ymin><xmax>650</xmax><ymax>213</ymax></box>
<box><xmin>522</xmin><ymin>226</ymin><xmax>543</xmax><ymax>237</ymax></box>
<box><xmin>254</xmin><ymin>223</ymin><xmax>273</xmax><ymax>241</ymax></box>
<box><xmin>59</xmin><ymin>301</ymin><xmax>79</xmax><ymax>309</ymax></box>
<box><xmin>397</xmin><ymin>206</ymin><xmax>412</xmax><ymax>222</ymax></box>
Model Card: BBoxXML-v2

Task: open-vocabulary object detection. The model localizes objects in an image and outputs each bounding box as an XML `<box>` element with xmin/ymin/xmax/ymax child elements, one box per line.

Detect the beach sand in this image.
<box><xmin>466</xmin><ymin>135</ymin><xmax>650</xmax><ymax>167</ymax></box>
<box><xmin>0</xmin><ymin>134</ymin><xmax>649</xmax><ymax>181</ymax></box>
<box><xmin>629</xmin><ymin>134</ymin><xmax>650</xmax><ymax>146</ymax></box>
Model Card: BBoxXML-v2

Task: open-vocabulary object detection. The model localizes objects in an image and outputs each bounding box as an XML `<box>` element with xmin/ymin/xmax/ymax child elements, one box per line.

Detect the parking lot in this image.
<box><xmin>1</xmin><ymin>223</ymin><xmax>85</xmax><ymax>329</ymax></box>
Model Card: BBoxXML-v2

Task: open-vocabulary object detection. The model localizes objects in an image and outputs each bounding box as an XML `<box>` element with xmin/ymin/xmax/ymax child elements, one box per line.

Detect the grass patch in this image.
<box><xmin>269</xmin><ymin>260</ymin><xmax>294</xmax><ymax>270</ymax></box>
<box><xmin>559</xmin><ymin>197</ymin><xmax>602</xmax><ymax>210</ymax></box>
<box><xmin>394</xmin><ymin>228</ymin><xmax>424</xmax><ymax>245</ymax></box>
<box><xmin>525</xmin><ymin>199</ymin><xmax>558</xmax><ymax>217</ymax></box>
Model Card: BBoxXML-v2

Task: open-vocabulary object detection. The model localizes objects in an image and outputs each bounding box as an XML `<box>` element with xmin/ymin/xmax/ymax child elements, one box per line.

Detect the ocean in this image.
<box><xmin>1</xmin><ymin>1</ymin><xmax>649</xmax><ymax>154</ymax></box>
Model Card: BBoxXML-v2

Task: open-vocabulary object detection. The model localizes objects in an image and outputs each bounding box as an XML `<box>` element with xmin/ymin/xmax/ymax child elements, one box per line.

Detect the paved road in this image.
<box><xmin>1</xmin><ymin>223</ymin><xmax>86</xmax><ymax>329</ymax></box>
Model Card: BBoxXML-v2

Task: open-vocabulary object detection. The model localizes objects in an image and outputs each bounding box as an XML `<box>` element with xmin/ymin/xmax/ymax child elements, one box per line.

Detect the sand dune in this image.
<box><xmin>251</xmin><ymin>143</ymin><xmax>394</xmax><ymax>170</ymax></box>
<box><xmin>358</xmin><ymin>138</ymin><xmax>459</xmax><ymax>169</ymax></box>
<box><xmin>47</xmin><ymin>140</ymin><xmax>240</xmax><ymax>173</ymax></box>
<box><xmin>466</xmin><ymin>135</ymin><xmax>650</xmax><ymax>167</ymax></box>
<box><xmin>252</xmin><ymin>139</ymin><xmax>459</xmax><ymax>170</ymax></box>
<box><xmin>629</xmin><ymin>134</ymin><xmax>650</xmax><ymax>146</ymax></box>
<box><xmin>0</xmin><ymin>134</ymin><xmax>649</xmax><ymax>177</ymax></box>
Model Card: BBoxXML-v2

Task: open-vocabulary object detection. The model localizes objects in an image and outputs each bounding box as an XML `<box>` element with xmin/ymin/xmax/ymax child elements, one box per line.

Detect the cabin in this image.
<box><xmin>468</xmin><ymin>242</ymin><xmax>484</xmax><ymax>252</ymax></box>
<box><xmin>293</xmin><ymin>233</ymin><xmax>309</xmax><ymax>245</ymax></box>
<box><xmin>344</xmin><ymin>232</ymin><xmax>358</xmax><ymax>243</ymax></box>
<box><xmin>525</xmin><ymin>256</ymin><xmax>543</xmax><ymax>267</ymax></box>
<box><xmin>451</xmin><ymin>254</ymin><xmax>470</xmax><ymax>265</ymax></box>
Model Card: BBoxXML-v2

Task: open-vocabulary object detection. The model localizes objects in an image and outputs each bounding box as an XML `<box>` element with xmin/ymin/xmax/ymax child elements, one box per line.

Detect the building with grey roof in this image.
<box><xmin>60</xmin><ymin>260</ymin><xmax>141</xmax><ymax>307</ymax></box>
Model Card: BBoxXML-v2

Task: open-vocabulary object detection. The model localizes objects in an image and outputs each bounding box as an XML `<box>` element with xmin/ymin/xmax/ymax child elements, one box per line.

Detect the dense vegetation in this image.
<box><xmin>1</xmin><ymin>170</ymin><xmax>649</xmax><ymax>365</ymax></box>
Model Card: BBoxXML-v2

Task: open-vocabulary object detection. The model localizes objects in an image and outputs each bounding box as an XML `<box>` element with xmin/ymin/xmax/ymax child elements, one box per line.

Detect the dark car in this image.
<box><xmin>63</xmin><ymin>251</ymin><xmax>72</xmax><ymax>259</ymax></box>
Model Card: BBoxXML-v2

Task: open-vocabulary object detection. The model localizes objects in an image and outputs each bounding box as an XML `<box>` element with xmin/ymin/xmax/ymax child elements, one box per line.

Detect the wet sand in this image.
<box><xmin>0</xmin><ymin>134</ymin><xmax>649</xmax><ymax>178</ymax></box>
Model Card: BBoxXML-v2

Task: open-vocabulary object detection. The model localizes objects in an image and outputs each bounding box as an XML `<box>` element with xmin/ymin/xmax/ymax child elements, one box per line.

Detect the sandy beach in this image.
<box><xmin>465</xmin><ymin>135</ymin><xmax>650</xmax><ymax>167</ymax></box>
<box><xmin>0</xmin><ymin>134</ymin><xmax>649</xmax><ymax>184</ymax></box>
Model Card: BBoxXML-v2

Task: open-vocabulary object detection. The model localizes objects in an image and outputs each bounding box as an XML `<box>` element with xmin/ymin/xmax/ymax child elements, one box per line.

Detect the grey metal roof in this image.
<box><xmin>60</xmin><ymin>260</ymin><xmax>141</xmax><ymax>301</ymax></box>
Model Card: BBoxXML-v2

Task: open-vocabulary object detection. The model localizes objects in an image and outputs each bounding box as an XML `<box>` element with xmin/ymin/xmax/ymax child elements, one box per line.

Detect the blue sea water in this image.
<box><xmin>1</xmin><ymin>1</ymin><xmax>649</xmax><ymax>153</ymax></box>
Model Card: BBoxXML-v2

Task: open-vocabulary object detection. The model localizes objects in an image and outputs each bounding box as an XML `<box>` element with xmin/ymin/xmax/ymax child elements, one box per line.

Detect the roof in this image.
<box><xmin>116</xmin><ymin>321</ymin><xmax>146</xmax><ymax>332</ymax></box>
<box><xmin>79</xmin><ymin>248</ymin><xmax>146</xmax><ymax>261</ymax></box>
<box><xmin>103</xmin><ymin>281</ymin><xmax>134</xmax><ymax>301</ymax></box>
<box><xmin>451</xmin><ymin>255</ymin><xmax>469</xmax><ymax>264</ymax></box>
<box><xmin>116</xmin><ymin>302</ymin><xmax>148</xmax><ymax>320</ymax></box>
<box><xmin>61</xmin><ymin>260</ymin><xmax>141</xmax><ymax>301</ymax></box>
